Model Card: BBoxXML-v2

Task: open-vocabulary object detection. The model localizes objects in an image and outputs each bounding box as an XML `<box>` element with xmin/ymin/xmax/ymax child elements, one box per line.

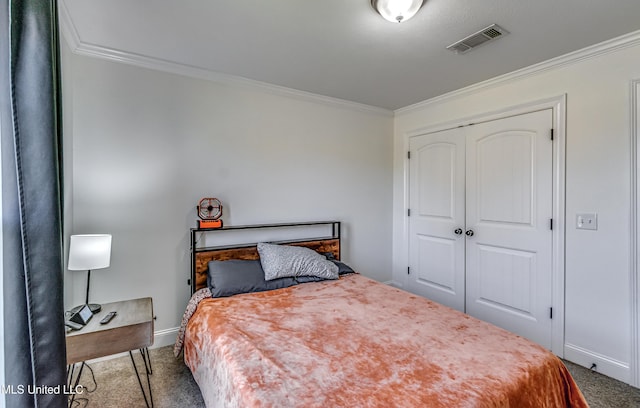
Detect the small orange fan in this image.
<box><xmin>197</xmin><ymin>197</ymin><xmax>223</xmax><ymax>229</ymax></box>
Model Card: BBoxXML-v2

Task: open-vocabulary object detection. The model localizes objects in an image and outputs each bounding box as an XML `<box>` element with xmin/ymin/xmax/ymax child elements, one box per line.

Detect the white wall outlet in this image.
<box><xmin>576</xmin><ymin>213</ymin><xmax>598</xmax><ymax>230</ymax></box>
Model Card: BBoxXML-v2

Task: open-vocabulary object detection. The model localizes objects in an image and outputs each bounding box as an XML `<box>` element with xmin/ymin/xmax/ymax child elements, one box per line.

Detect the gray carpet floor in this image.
<box><xmin>71</xmin><ymin>346</ymin><xmax>640</xmax><ymax>407</ymax></box>
<box><xmin>69</xmin><ymin>346</ymin><xmax>205</xmax><ymax>408</ymax></box>
<box><xmin>563</xmin><ymin>360</ymin><xmax>640</xmax><ymax>408</ymax></box>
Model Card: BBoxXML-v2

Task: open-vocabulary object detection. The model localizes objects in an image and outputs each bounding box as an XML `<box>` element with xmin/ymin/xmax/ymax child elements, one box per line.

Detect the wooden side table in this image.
<box><xmin>66</xmin><ymin>297</ymin><xmax>154</xmax><ymax>407</ymax></box>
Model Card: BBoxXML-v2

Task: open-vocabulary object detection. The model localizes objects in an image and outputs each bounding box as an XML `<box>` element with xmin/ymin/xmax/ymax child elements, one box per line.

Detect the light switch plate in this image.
<box><xmin>576</xmin><ymin>213</ymin><xmax>597</xmax><ymax>230</ymax></box>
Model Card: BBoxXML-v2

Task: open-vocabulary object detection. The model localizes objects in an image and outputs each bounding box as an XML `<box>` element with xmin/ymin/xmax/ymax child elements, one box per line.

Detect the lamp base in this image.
<box><xmin>69</xmin><ymin>303</ymin><xmax>102</xmax><ymax>315</ymax></box>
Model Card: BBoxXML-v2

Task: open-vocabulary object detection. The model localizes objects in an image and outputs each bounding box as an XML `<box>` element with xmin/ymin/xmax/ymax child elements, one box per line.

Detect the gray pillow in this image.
<box><xmin>322</xmin><ymin>253</ymin><xmax>356</xmax><ymax>275</ymax></box>
<box><xmin>257</xmin><ymin>243</ymin><xmax>339</xmax><ymax>281</ymax></box>
<box><xmin>332</xmin><ymin>260</ymin><xmax>355</xmax><ymax>275</ymax></box>
<box><xmin>295</xmin><ymin>275</ymin><xmax>327</xmax><ymax>283</ymax></box>
<box><xmin>207</xmin><ymin>259</ymin><xmax>297</xmax><ymax>297</ymax></box>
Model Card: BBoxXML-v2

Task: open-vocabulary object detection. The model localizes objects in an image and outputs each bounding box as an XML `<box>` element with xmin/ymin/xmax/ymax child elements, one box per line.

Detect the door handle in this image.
<box><xmin>454</xmin><ymin>228</ymin><xmax>463</xmax><ymax>235</ymax></box>
<box><xmin>465</xmin><ymin>229</ymin><xmax>474</xmax><ymax>237</ymax></box>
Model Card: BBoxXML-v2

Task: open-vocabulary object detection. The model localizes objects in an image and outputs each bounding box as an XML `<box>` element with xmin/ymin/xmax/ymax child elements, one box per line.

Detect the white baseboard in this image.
<box><xmin>81</xmin><ymin>327</ymin><xmax>179</xmax><ymax>364</ymax></box>
<box><xmin>564</xmin><ymin>343</ymin><xmax>630</xmax><ymax>384</ymax></box>
<box><xmin>153</xmin><ymin>327</ymin><xmax>179</xmax><ymax>349</ymax></box>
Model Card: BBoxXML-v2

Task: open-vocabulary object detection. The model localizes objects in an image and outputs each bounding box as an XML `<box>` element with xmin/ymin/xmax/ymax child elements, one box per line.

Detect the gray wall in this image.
<box><xmin>393</xmin><ymin>39</ymin><xmax>640</xmax><ymax>383</ymax></box>
<box><xmin>62</xmin><ymin>50</ymin><xmax>394</xmax><ymax>346</ymax></box>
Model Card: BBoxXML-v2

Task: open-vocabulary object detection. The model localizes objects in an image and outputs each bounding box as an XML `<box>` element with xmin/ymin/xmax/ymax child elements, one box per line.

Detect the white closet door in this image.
<box><xmin>408</xmin><ymin>128</ymin><xmax>466</xmax><ymax>312</ymax></box>
<box><xmin>464</xmin><ymin>109</ymin><xmax>554</xmax><ymax>349</ymax></box>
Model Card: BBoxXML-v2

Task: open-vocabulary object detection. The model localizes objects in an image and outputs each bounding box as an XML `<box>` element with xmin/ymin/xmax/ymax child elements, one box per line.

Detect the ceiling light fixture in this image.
<box><xmin>371</xmin><ymin>0</ymin><xmax>425</xmax><ymax>23</ymax></box>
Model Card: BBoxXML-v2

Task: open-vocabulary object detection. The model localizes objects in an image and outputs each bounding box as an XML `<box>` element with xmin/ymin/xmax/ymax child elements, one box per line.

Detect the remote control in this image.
<box><xmin>100</xmin><ymin>311</ymin><xmax>117</xmax><ymax>324</ymax></box>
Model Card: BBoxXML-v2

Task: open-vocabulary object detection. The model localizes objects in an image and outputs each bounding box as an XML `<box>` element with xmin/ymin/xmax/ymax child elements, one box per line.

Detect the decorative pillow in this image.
<box><xmin>207</xmin><ymin>259</ymin><xmax>297</xmax><ymax>298</ymax></box>
<box><xmin>257</xmin><ymin>243</ymin><xmax>339</xmax><ymax>281</ymax></box>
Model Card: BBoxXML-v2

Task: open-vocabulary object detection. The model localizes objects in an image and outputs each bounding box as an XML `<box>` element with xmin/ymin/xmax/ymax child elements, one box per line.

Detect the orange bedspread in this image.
<box><xmin>183</xmin><ymin>274</ymin><xmax>588</xmax><ymax>408</ymax></box>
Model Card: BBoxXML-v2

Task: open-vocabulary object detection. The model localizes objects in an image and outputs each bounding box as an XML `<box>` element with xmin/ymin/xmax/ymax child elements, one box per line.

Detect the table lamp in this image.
<box><xmin>68</xmin><ymin>234</ymin><xmax>112</xmax><ymax>314</ymax></box>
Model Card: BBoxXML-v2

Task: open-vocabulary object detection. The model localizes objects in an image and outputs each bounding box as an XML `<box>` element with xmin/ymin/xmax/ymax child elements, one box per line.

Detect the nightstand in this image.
<box><xmin>66</xmin><ymin>297</ymin><xmax>154</xmax><ymax>407</ymax></box>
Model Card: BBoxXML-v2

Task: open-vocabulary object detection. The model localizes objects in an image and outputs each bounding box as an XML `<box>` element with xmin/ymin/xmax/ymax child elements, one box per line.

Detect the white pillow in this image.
<box><xmin>257</xmin><ymin>243</ymin><xmax>339</xmax><ymax>281</ymax></box>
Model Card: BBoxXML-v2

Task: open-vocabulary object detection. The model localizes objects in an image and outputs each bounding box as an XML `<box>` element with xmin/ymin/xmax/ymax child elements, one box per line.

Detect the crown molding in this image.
<box><xmin>57</xmin><ymin>0</ymin><xmax>392</xmax><ymax>118</ymax></box>
<box><xmin>58</xmin><ymin>0</ymin><xmax>81</xmax><ymax>50</ymax></box>
<box><xmin>59</xmin><ymin>0</ymin><xmax>640</xmax><ymax>118</ymax></box>
<box><xmin>396</xmin><ymin>29</ymin><xmax>640</xmax><ymax>115</ymax></box>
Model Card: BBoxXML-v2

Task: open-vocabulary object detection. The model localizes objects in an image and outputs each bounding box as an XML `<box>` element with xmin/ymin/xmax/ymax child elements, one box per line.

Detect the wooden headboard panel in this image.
<box><xmin>190</xmin><ymin>221</ymin><xmax>341</xmax><ymax>294</ymax></box>
<box><xmin>193</xmin><ymin>239</ymin><xmax>340</xmax><ymax>293</ymax></box>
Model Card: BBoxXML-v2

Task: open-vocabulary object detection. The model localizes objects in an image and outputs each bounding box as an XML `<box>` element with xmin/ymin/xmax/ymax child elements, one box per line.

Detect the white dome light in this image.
<box><xmin>371</xmin><ymin>0</ymin><xmax>425</xmax><ymax>23</ymax></box>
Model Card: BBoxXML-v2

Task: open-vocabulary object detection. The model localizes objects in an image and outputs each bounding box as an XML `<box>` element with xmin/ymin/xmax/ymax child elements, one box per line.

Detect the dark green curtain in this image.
<box><xmin>1</xmin><ymin>0</ymin><xmax>67</xmax><ymax>407</ymax></box>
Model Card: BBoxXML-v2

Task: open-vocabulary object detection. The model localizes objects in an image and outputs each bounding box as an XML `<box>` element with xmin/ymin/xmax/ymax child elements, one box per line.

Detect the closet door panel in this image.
<box><xmin>476</xmin><ymin>131</ymin><xmax>533</xmax><ymax>225</ymax></box>
<box><xmin>465</xmin><ymin>109</ymin><xmax>553</xmax><ymax>349</ymax></box>
<box><xmin>408</xmin><ymin>128</ymin><xmax>466</xmax><ymax>311</ymax></box>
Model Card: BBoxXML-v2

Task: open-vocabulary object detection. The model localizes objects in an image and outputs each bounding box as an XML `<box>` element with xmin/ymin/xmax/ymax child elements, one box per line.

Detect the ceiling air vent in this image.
<box><xmin>446</xmin><ymin>24</ymin><xmax>509</xmax><ymax>54</ymax></box>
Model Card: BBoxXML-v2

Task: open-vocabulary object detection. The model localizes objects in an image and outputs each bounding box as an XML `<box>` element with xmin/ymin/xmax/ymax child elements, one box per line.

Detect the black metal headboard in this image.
<box><xmin>189</xmin><ymin>221</ymin><xmax>341</xmax><ymax>294</ymax></box>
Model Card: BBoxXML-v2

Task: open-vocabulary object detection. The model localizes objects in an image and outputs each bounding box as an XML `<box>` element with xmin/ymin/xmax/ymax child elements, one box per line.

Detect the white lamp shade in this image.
<box><xmin>68</xmin><ymin>234</ymin><xmax>112</xmax><ymax>271</ymax></box>
<box><xmin>372</xmin><ymin>0</ymin><xmax>424</xmax><ymax>23</ymax></box>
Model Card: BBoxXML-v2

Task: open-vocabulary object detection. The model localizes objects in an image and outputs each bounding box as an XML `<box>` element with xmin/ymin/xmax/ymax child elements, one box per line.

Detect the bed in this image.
<box><xmin>176</xmin><ymin>222</ymin><xmax>587</xmax><ymax>408</ymax></box>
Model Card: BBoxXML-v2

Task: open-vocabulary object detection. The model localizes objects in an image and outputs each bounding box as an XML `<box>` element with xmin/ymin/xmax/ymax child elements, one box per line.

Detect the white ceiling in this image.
<box><xmin>61</xmin><ymin>0</ymin><xmax>640</xmax><ymax>110</ymax></box>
